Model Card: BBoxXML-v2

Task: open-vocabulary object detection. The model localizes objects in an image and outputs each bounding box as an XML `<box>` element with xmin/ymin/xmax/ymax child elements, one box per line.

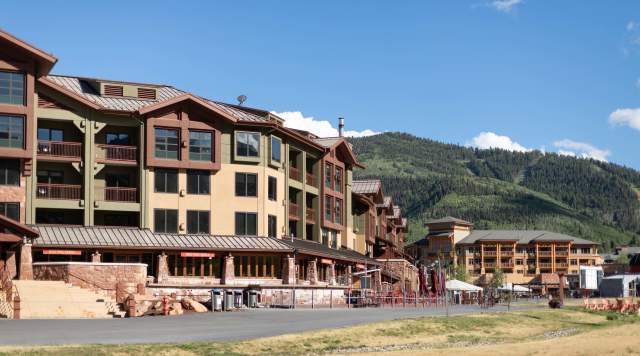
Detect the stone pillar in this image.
<box><xmin>18</xmin><ymin>243</ymin><xmax>32</xmax><ymax>280</ymax></box>
<box><xmin>373</xmin><ymin>269</ymin><xmax>382</xmax><ymax>292</ymax></box>
<box><xmin>91</xmin><ymin>251</ymin><xmax>102</xmax><ymax>263</ymax></box>
<box><xmin>307</xmin><ymin>259</ymin><xmax>318</xmax><ymax>285</ymax></box>
<box><xmin>5</xmin><ymin>250</ymin><xmax>17</xmax><ymax>280</ymax></box>
<box><xmin>156</xmin><ymin>253</ymin><xmax>169</xmax><ymax>283</ymax></box>
<box><xmin>281</xmin><ymin>255</ymin><xmax>296</xmax><ymax>285</ymax></box>
<box><xmin>327</xmin><ymin>263</ymin><xmax>336</xmax><ymax>286</ymax></box>
<box><xmin>347</xmin><ymin>265</ymin><xmax>353</xmax><ymax>287</ymax></box>
<box><xmin>222</xmin><ymin>254</ymin><xmax>235</xmax><ymax>285</ymax></box>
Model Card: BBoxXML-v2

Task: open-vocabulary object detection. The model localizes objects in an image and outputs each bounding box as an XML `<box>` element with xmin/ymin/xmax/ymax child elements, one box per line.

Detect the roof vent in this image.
<box><xmin>137</xmin><ymin>87</ymin><xmax>157</xmax><ymax>100</ymax></box>
<box><xmin>103</xmin><ymin>84</ymin><xmax>123</xmax><ymax>97</ymax></box>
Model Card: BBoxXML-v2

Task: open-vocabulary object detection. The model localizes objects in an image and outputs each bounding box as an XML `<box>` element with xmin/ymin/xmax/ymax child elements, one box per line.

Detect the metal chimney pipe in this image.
<box><xmin>338</xmin><ymin>117</ymin><xmax>345</xmax><ymax>137</ymax></box>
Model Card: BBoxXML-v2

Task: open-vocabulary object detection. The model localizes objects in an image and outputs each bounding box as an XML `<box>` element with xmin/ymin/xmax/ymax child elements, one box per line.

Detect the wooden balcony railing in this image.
<box><xmin>483</xmin><ymin>251</ymin><xmax>497</xmax><ymax>257</ymax></box>
<box><xmin>539</xmin><ymin>262</ymin><xmax>553</xmax><ymax>269</ymax></box>
<box><xmin>289</xmin><ymin>167</ymin><xmax>302</xmax><ymax>182</ymax></box>
<box><xmin>305</xmin><ymin>172</ymin><xmax>316</xmax><ymax>187</ymax></box>
<box><xmin>289</xmin><ymin>203</ymin><xmax>300</xmax><ymax>220</ymax></box>
<box><xmin>36</xmin><ymin>183</ymin><xmax>82</xmax><ymax>200</ymax></box>
<box><xmin>305</xmin><ymin>208</ymin><xmax>315</xmax><ymax>222</ymax></box>
<box><xmin>484</xmin><ymin>263</ymin><xmax>496</xmax><ymax>268</ymax></box>
<box><xmin>37</xmin><ymin>141</ymin><xmax>82</xmax><ymax>159</ymax></box>
<box><xmin>538</xmin><ymin>251</ymin><xmax>552</xmax><ymax>257</ymax></box>
<box><xmin>96</xmin><ymin>144</ymin><xmax>137</xmax><ymax>162</ymax></box>
<box><xmin>556</xmin><ymin>263</ymin><xmax>569</xmax><ymax>268</ymax></box>
<box><xmin>556</xmin><ymin>251</ymin><xmax>569</xmax><ymax>257</ymax></box>
<box><xmin>500</xmin><ymin>251</ymin><xmax>514</xmax><ymax>256</ymax></box>
<box><xmin>98</xmin><ymin>187</ymin><xmax>137</xmax><ymax>202</ymax></box>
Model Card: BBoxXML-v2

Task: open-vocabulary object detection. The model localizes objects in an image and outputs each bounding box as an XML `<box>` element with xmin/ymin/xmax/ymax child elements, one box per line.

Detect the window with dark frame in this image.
<box><xmin>235</xmin><ymin>132</ymin><xmax>260</xmax><ymax>157</ymax></box>
<box><xmin>187</xmin><ymin>170</ymin><xmax>210</xmax><ymax>195</ymax></box>
<box><xmin>268</xmin><ymin>215</ymin><xmax>277</xmax><ymax>238</ymax></box>
<box><xmin>324</xmin><ymin>163</ymin><xmax>333</xmax><ymax>189</ymax></box>
<box><xmin>105</xmin><ymin>173</ymin><xmax>130</xmax><ymax>188</ymax></box>
<box><xmin>270</xmin><ymin>136</ymin><xmax>281</xmax><ymax>163</ymax></box>
<box><xmin>189</xmin><ymin>130</ymin><xmax>213</xmax><ymax>161</ymax></box>
<box><xmin>154</xmin><ymin>128</ymin><xmax>179</xmax><ymax>159</ymax></box>
<box><xmin>335</xmin><ymin>199</ymin><xmax>343</xmax><ymax>225</ymax></box>
<box><xmin>335</xmin><ymin>167</ymin><xmax>343</xmax><ymax>193</ymax></box>
<box><xmin>0</xmin><ymin>115</ymin><xmax>24</xmax><ymax>149</ymax></box>
<box><xmin>235</xmin><ymin>212</ymin><xmax>257</xmax><ymax>235</ymax></box>
<box><xmin>187</xmin><ymin>210</ymin><xmax>210</xmax><ymax>234</ymax></box>
<box><xmin>325</xmin><ymin>196</ymin><xmax>333</xmax><ymax>222</ymax></box>
<box><xmin>0</xmin><ymin>159</ymin><xmax>20</xmax><ymax>186</ymax></box>
<box><xmin>36</xmin><ymin>170</ymin><xmax>63</xmax><ymax>184</ymax></box>
<box><xmin>154</xmin><ymin>168</ymin><xmax>178</xmax><ymax>193</ymax></box>
<box><xmin>37</xmin><ymin>128</ymin><xmax>63</xmax><ymax>142</ymax></box>
<box><xmin>268</xmin><ymin>176</ymin><xmax>277</xmax><ymax>201</ymax></box>
<box><xmin>235</xmin><ymin>172</ymin><xmax>257</xmax><ymax>197</ymax></box>
<box><xmin>106</xmin><ymin>133</ymin><xmax>131</xmax><ymax>145</ymax></box>
<box><xmin>0</xmin><ymin>202</ymin><xmax>19</xmax><ymax>221</ymax></box>
<box><xmin>0</xmin><ymin>71</ymin><xmax>25</xmax><ymax>105</ymax></box>
<box><xmin>154</xmin><ymin>209</ymin><xmax>178</xmax><ymax>233</ymax></box>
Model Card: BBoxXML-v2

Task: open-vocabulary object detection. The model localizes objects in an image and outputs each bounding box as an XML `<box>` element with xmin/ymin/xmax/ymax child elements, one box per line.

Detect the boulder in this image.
<box><xmin>182</xmin><ymin>297</ymin><xmax>208</xmax><ymax>313</ymax></box>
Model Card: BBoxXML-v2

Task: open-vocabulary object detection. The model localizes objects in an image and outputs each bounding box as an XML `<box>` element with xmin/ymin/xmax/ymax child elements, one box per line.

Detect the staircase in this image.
<box><xmin>12</xmin><ymin>280</ymin><xmax>126</xmax><ymax>319</ymax></box>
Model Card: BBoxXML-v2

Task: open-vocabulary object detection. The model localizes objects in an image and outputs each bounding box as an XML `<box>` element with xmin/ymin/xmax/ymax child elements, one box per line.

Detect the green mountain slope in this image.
<box><xmin>350</xmin><ymin>132</ymin><xmax>640</xmax><ymax>250</ymax></box>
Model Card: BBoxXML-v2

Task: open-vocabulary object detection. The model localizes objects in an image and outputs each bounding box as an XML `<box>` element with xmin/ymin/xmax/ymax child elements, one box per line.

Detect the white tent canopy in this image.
<box><xmin>498</xmin><ymin>283</ymin><xmax>531</xmax><ymax>293</ymax></box>
<box><xmin>446</xmin><ymin>279</ymin><xmax>483</xmax><ymax>292</ymax></box>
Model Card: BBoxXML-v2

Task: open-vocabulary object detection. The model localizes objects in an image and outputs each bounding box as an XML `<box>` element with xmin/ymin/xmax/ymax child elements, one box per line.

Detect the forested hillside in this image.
<box><xmin>350</xmin><ymin>132</ymin><xmax>640</xmax><ymax>250</ymax></box>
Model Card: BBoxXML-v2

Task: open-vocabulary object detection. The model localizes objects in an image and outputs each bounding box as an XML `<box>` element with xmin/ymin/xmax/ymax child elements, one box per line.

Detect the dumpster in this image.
<box><xmin>211</xmin><ymin>289</ymin><xmax>223</xmax><ymax>311</ymax></box>
<box><xmin>247</xmin><ymin>289</ymin><xmax>259</xmax><ymax>308</ymax></box>
<box><xmin>224</xmin><ymin>290</ymin><xmax>234</xmax><ymax>311</ymax></box>
<box><xmin>234</xmin><ymin>290</ymin><xmax>244</xmax><ymax>308</ymax></box>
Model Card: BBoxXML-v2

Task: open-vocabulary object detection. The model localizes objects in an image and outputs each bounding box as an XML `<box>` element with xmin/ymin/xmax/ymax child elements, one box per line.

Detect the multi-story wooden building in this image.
<box><xmin>406</xmin><ymin>217</ymin><xmax>602</xmax><ymax>285</ymax></box>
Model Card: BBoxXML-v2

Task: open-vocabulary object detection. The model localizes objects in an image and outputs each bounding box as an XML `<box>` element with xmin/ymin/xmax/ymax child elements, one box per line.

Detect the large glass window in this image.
<box><xmin>233</xmin><ymin>255</ymin><xmax>281</xmax><ymax>278</ymax></box>
<box><xmin>0</xmin><ymin>202</ymin><xmax>19</xmax><ymax>221</ymax></box>
<box><xmin>36</xmin><ymin>170</ymin><xmax>63</xmax><ymax>184</ymax></box>
<box><xmin>335</xmin><ymin>199</ymin><xmax>343</xmax><ymax>225</ymax></box>
<box><xmin>235</xmin><ymin>212</ymin><xmax>257</xmax><ymax>235</ymax></box>
<box><xmin>235</xmin><ymin>173</ymin><xmax>257</xmax><ymax>197</ymax></box>
<box><xmin>154</xmin><ymin>128</ymin><xmax>179</xmax><ymax>159</ymax></box>
<box><xmin>105</xmin><ymin>173</ymin><xmax>130</xmax><ymax>187</ymax></box>
<box><xmin>0</xmin><ymin>71</ymin><xmax>25</xmax><ymax>105</ymax></box>
<box><xmin>187</xmin><ymin>169</ymin><xmax>210</xmax><ymax>195</ymax></box>
<box><xmin>37</xmin><ymin>128</ymin><xmax>64</xmax><ymax>142</ymax></box>
<box><xmin>0</xmin><ymin>159</ymin><xmax>20</xmax><ymax>186</ymax></box>
<box><xmin>268</xmin><ymin>215</ymin><xmax>277</xmax><ymax>238</ymax></box>
<box><xmin>154</xmin><ymin>168</ymin><xmax>178</xmax><ymax>193</ymax></box>
<box><xmin>335</xmin><ymin>167</ymin><xmax>343</xmax><ymax>193</ymax></box>
<box><xmin>268</xmin><ymin>176</ymin><xmax>277</xmax><ymax>201</ymax></box>
<box><xmin>324</xmin><ymin>163</ymin><xmax>333</xmax><ymax>189</ymax></box>
<box><xmin>270</xmin><ymin>136</ymin><xmax>281</xmax><ymax>163</ymax></box>
<box><xmin>106</xmin><ymin>133</ymin><xmax>130</xmax><ymax>145</ymax></box>
<box><xmin>189</xmin><ymin>131</ymin><xmax>212</xmax><ymax>161</ymax></box>
<box><xmin>0</xmin><ymin>115</ymin><xmax>24</xmax><ymax>148</ymax></box>
<box><xmin>187</xmin><ymin>210</ymin><xmax>210</xmax><ymax>234</ymax></box>
<box><xmin>236</xmin><ymin>132</ymin><xmax>260</xmax><ymax>157</ymax></box>
<box><xmin>154</xmin><ymin>209</ymin><xmax>178</xmax><ymax>233</ymax></box>
<box><xmin>325</xmin><ymin>196</ymin><xmax>333</xmax><ymax>222</ymax></box>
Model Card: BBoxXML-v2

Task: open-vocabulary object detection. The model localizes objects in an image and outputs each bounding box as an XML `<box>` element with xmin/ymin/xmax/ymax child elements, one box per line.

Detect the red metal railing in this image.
<box><xmin>305</xmin><ymin>172</ymin><xmax>316</xmax><ymax>187</ymax></box>
<box><xmin>99</xmin><ymin>187</ymin><xmax>137</xmax><ymax>202</ymax></box>
<box><xmin>306</xmin><ymin>208</ymin><xmax>315</xmax><ymax>222</ymax></box>
<box><xmin>96</xmin><ymin>144</ymin><xmax>137</xmax><ymax>162</ymax></box>
<box><xmin>37</xmin><ymin>141</ymin><xmax>82</xmax><ymax>159</ymax></box>
<box><xmin>289</xmin><ymin>167</ymin><xmax>302</xmax><ymax>182</ymax></box>
<box><xmin>36</xmin><ymin>183</ymin><xmax>82</xmax><ymax>200</ymax></box>
<box><xmin>289</xmin><ymin>203</ymin><xmax>300</xmax><ymax>219</ymax></box>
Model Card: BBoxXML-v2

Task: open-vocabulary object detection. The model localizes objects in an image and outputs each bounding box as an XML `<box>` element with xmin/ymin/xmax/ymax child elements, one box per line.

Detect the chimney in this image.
<box><xmin>338</xmin><ymin>117</ymin><xmax>345</xmax><ymax>137</ymax></box>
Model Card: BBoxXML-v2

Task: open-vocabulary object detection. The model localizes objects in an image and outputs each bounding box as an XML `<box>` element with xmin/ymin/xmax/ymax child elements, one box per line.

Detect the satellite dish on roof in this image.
<box><xmin>237</xmin><ymin>95</ymin><xmax>247</xmax><ymax>106</ymax></box>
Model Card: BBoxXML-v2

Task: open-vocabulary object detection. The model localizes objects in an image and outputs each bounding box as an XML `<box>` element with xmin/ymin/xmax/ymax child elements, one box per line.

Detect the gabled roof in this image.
<box><xmin>0</xmin><ymin>215</ymin><xmax>39</xmax><ymax>240</ymax></box>
<box><xmin>313</xmin><ymin>137</ymin><xmax>364</xmax><ymax>168</ymax></box>
<box><xmin>425</xmin><ymin>216</ymin><xmax>473</xmax><ymax>226</ymax></box>
<box><xmin>0</xmin><ymin>29</ymin><xmax>57</xmax><ymax>76</ymax></box>
<box><xmin>457</xmin><ymin>230</ymin><xmax>598</xmax><ymax>245</ymax></box>
<box><xmin>352</xmin><ymin>180</ymin><xmax>382</xmax><ymax>195</ymax></box>
<box><xmin>377</xmin><ymin>196</ymin><xmax>393</xmax><ymax>209</ymax></box>
<box><xmin>281</xmin><ymin>238</ymin><xmax>380</xmax><ymax>265</ymax></box>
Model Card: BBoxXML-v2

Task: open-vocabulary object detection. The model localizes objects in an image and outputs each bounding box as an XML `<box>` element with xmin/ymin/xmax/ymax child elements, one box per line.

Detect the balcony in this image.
<box><xmin>289</xmin><ymin>202</ymin><xmax>300</xmax><ymax>220</ymax></box>
<box><xmin>539</xmin><ymin>262</ymin><xmax>553</xmax><ymax>269</ymax></box>
<box><xmin>289</xmin><ymin>167</ymin><xmax>302</xmax><ymax>182</ymax></box>
<box><xmin>36</xmin><ymin>183</ymin><xmax>82</xmax><ymax>200</ymax></box>
<box><xmin>305</xmin><ymin>208</ymin><xmax>315</xmax><ymax>222</ymax></box>
<box><xmin>305</xmin><ymin>172</ymin><xmax>317</xmax><ymax>187</ymax></box>
<box><xmin>556</xmin><ymin>263</ymin><xmax>569</xmax><ymax>269</ymax></box>
<box><xmin>483</xmin><ymin>251</ymin><xmax>497</xmax><ymax>257</ymax></box>
<box><xmin>96</xmin><ymin>144</ymin><xmax>137</xmax><ymax>164</ymax></box>
<box><xmin>500</xmin><ymin>251</ymin><xmax>514</xmax><ymax>257</ymax></box>
<box><xmin>556</xmin><ymin>251</ymin><xmax>569</xmax><ymax>257</ymax></box>
<box><xmin>37</xmin><ymin>141</ymin><xmax>82</xmax><ymax>161</ymax></box>
<box><xmin>538</xmin><ymin>251</ymin><xmax>552</xmax><ymax>257</ymax></box>
<box><xmin>98</xmin><ymin>187</ymin><xmax>137</xmax><ymax>202</ymax></box>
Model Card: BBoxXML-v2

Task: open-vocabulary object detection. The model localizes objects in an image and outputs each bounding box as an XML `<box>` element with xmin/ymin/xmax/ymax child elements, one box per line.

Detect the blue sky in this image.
<box><xmin>3</xmin><ymin>1</ymin><xmax>640</xmax><ymax>168</ymax></box>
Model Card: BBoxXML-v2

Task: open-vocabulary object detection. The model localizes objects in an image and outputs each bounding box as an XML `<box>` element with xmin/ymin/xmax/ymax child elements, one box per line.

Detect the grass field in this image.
<box><xmin>1</xmin><ymin>307</ymin><xmax>639</xmax><ymax>355</ymax></box>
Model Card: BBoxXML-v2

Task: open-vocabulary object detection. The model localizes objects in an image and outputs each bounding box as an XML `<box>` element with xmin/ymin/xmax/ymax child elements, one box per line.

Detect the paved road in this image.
<box><xmin>0</xmin><ymin>305</ymin><xmax>522</xmax><ymax>345</ymax></box>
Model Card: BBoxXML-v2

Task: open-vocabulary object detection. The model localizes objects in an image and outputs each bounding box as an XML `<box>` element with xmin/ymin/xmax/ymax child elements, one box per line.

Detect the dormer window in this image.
<box><xmin>235</xmin><ymin>131</ymin><xmax>260</xmax><ymax>158</ymax></box>
<box><xmin>137</xmin><ymin>87</ymin><xmax>156</xmax><ymax>100</ymax></box>
<box><xmin>104</xmin><ymin>84</ymin><xmax>123</xmax><ymax>97</ymax></box>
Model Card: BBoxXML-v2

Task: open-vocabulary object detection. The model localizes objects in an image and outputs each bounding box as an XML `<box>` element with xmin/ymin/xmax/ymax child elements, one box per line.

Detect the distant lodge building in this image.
<box><xmin>406</xmin><ymin>217</ymin><xmax>602</xmax><ymax>285</ymax></box>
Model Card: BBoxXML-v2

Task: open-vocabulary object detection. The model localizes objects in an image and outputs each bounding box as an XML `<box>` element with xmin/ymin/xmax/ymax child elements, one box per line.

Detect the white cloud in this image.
<box><xmin>553</xmin><ymin>139</ymin><xmax>611</xmax><ymax>162</ymax></box>
<box><xmin>467</xmin><ymin>132</ymin><xmax>531</xmax><ymax>152</ymax></box>
<box><xmin>628</xmin><ymin>21</ymin><xmax>639</xmax><ymax>32</ymax></box>
<box><xmin>489</xmin><ymin>0</ymin><xmax>523</xmax><ymax>13</ymax></box>
<box><xmin>609</xmin><ymin>108</ymin><xmax>640</xmax><ymax>131</ymax></box>
<box><xmin>272</xmin><ymin>111</ymin><xmax>380</xmax><ymax>138</ymax></box>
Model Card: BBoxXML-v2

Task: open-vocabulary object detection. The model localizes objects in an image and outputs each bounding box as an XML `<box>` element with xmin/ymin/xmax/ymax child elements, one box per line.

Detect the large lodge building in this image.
<box><xmin>0</xmin><ymin>29</ymin><xmax>410</xmax><ymax>297</ymax></box>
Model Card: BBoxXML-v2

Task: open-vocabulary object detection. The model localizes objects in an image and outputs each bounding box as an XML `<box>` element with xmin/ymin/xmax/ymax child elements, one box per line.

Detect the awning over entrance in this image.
<box><xmin>31</xmin><ymin>225</ymin><xmax>293</xmax><ymax>252</ymax></box>
<box><xmin>0</xmin><ymin>215</ymin><xmax>39</xmax><ymax>241</ymax></box>
<box><xmin>281</xmin><ymin>238</ymin><xmax>380</xmax><ymax>265</ymax></box>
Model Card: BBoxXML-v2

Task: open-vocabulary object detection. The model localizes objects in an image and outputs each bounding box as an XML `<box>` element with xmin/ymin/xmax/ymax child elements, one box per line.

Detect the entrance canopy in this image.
<box><xmin>446</xmin><ymin>279</ymin><xmax>483</xmax><ymax>292</ymax></box>
<box><xmin>0</xmin><ymin>215</ymin><xmax>39</xmax><ymax>243</ymax></box>
<box><xmin>498</xmin><ymin>283</ymin><xmax>531</xmax><ymax>293</ymax></box>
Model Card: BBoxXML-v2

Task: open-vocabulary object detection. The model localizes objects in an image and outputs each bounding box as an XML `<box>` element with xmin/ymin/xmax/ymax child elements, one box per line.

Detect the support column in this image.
<box><xmin>91</xmin><ymin>251</ymin><xmax>101</xmax><ymax>263</ymax></box>
<box><xmin>535</xmin><ymin>244</ymin><xmax>540</xmax><ymax>274</ymax></box>
<box><xmin>373</xmin><ymin>269</ymin><xmax>382</xmax><ymax>292</ymax></box>
<box><xmin>281</xmin><ymin>254</ymin><xmax>296</xmax><ymax>285</ymax></box>
<box><xmin>5</xmin><ymin>251</ymin><xmax>16</xmax><ymax>280</ymax></box>
<box><xmin>327</xmin><ymin>262</ymin><xmax>336</xmax><ymax>286</ymax></box>
<box><xmin>156</xmin><ymin>252</ymin><xmax>169</xmax><ymax>283</ymax></box>
<box><xmin>307</xmin><ymin>259</ymin><xmax>318</xmax><ymax>285</ymax></box>
<box><xmin>222</xmin><ymin>254</ymin><xmax>235</xmax><ymax>285</ymax></box>
<box><xmin>347</xmin><ymin>265</ymin><xmax>353</xmax><ymax>287</ymax></box>
<box><xmin>18</xmin><ymin>243</ymin><xmax>32</xmax><ymax>280</ymax></box>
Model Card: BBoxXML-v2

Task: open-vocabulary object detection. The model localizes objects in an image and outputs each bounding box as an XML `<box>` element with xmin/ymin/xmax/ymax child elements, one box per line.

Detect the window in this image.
<box><xmin>270</xmin><ymin>136</ymin><xmax>281</xmax><ymax>163</ymax></box>
<box><xmin>154</xmin><ymin>128</ymin><xmax>179</xmax><ymax>159</ymax></box>
<box><xmin>154</xmin><ymin>169</ymin><xmax>178</xmax><ymax>193</ymax></box>
<box><xmin>335</xmin><ymin>167</ymin><xmax>343</xmax><ymax>193</ymax></box>
<box><xmin>235</xmin><ymin>173</ymin><xmax>257</xmax><ymax>197</ymax></box>
<box><xmin>235</xmin><ymin>212</ymin><xmax>257</xmax><ymax>235</ymax></box>
<box><xmin>0</xmin><ymin>115</ymin><xmax>24</xmax><ymax>148</ymax></box>
<box><xmin>154</xmin><ymin>209</ymin><xmax>178</xmax><ymax>233</ymax></box>
<box><xmin>106</xmin><ymin>133</ymin><xmax>130</xmax><ymax>145</ymax></box>
<box><xmin>325</xmin><ymin>196</ymin><xmax>333</xmax><ymax>222</ymax></box>
<box><xmin>36</xmin><ymin>170</ymin><xmax>63</xmax><ymax>184</ymax></box>
<box><xmin>187</xmin><ymin>170</ymin><xmax>210</xmax><ymax>195</ymax></box>
<box><xmin>189</xmin><ymin>131</ymin><xmax>212</xmax><ymax>161</ymax></box>
<box><xmin>0</xmin><ymin>159</ymin><xmax>20</xmax><ymax>186</ymax></box>
<box><xmin>0</xmin><ymin>71</ymin><xmax>25</xmax><ymax>105</ymax></box>
<box><xmin>335</xmin><ymin>199</ymin><xmax>343</xmax><ymax>225</ymax></box>
<box><xmin>233</xmin><ymin>255</ymin><xmax>281</xmax><ymax>278</ymax></box>
<box><xmin>268</xmin><ymin>176</ymin><xmax>277</xmax><ymax>201</ymax></box>
<box><xmin>0</xmin><ymin>202</ymin><xmax>19</xmax><ymax>221</ymax></box>
<box><xmin>168</xmin><ymin>254</ymin><xmax>221</xmax><ymax>278</ymax></box>
<box><xmin>37</xmin><ymin>128</ymin><xmax>64</xmax><ymax>142</ymax></box>
<box><xmin>235</xmin><ymin>131</ymin><xmax>260</xmax><ymax>157</ymax></box>
<box><xmin>268</xmin><ymin>215</ymin><xmax>277</xmax><ymax>238</ymax></box>
<box><xmin>187</xmin><ymin>210</ymin><xmax>210</xmax><ymax>234</ymax></box>
<box><xmin>324</xmin><ymin>163</ymin><xmax>333</xmax><ymax>189</ymax></box>
<box><xmin>105</xmin><ymin>173</ymin><xmax>130</xmax><ymax>187</ymax></box>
